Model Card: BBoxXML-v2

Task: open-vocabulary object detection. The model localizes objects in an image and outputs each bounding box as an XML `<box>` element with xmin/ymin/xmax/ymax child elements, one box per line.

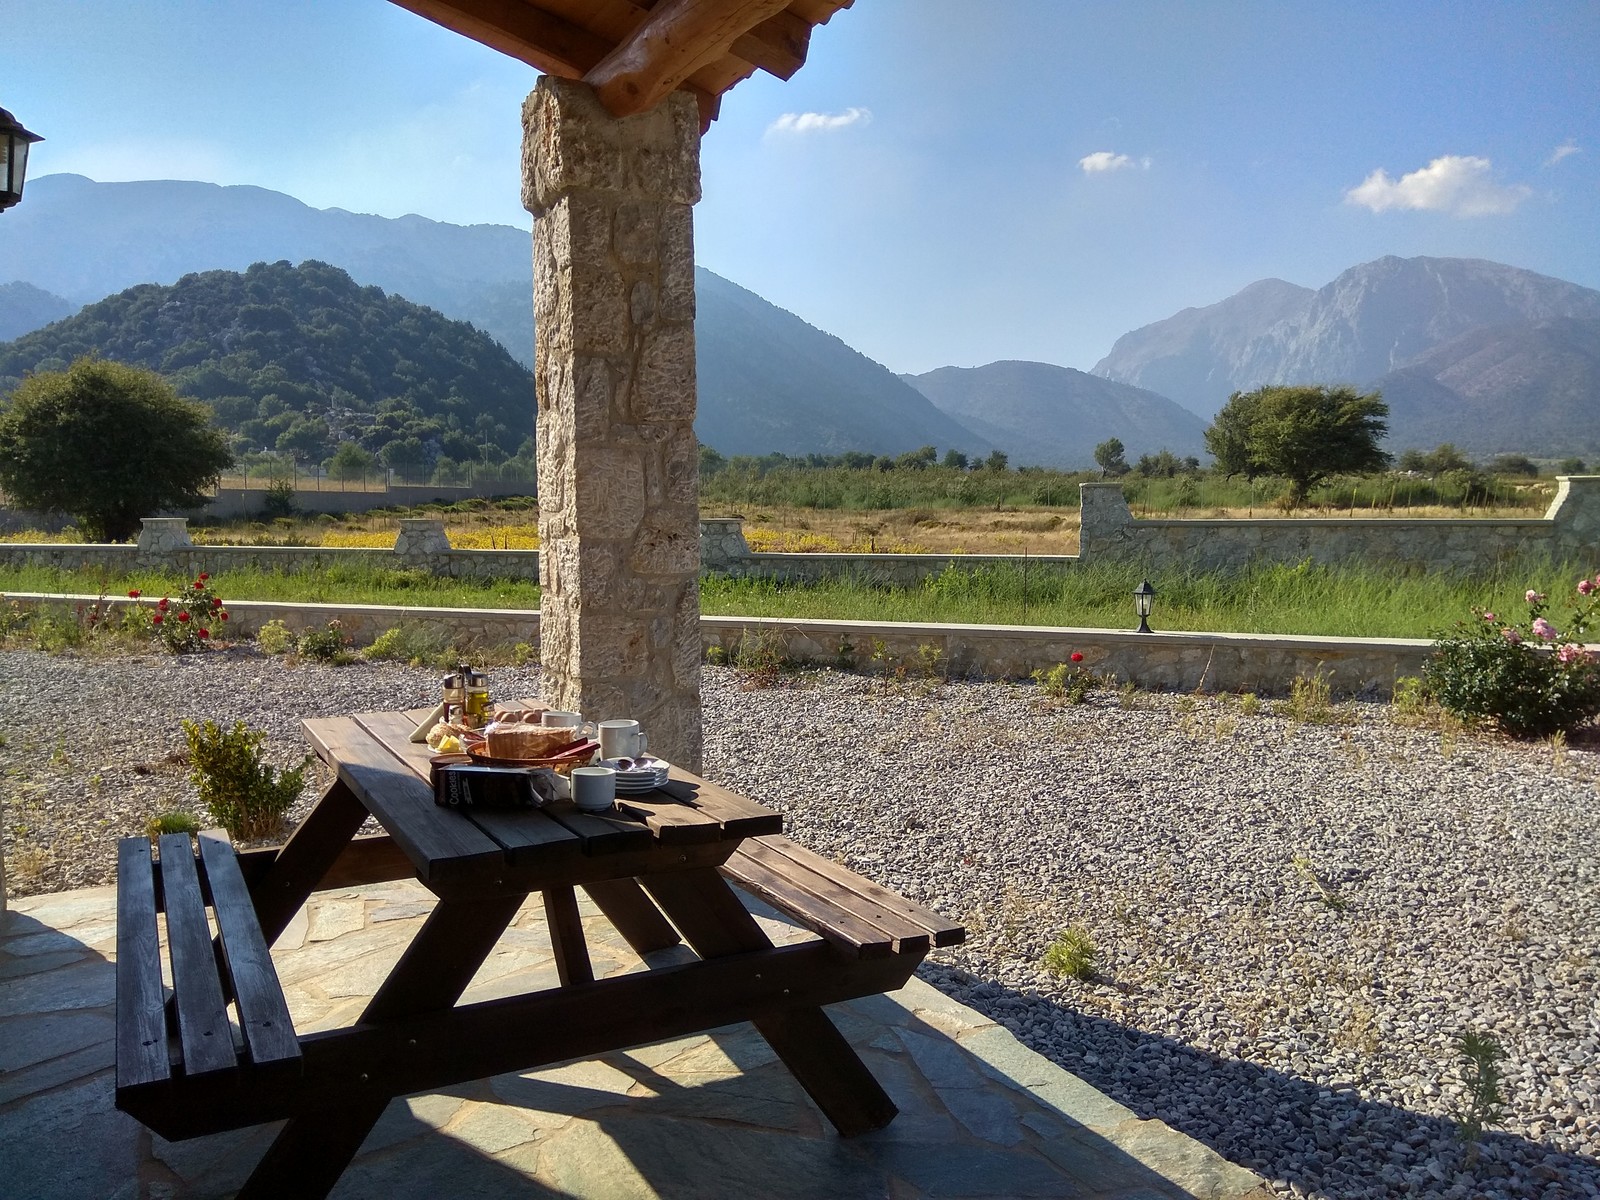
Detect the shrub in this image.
<box><xmin>1424</xmin><ymin>578</ymin><xmax>1600</xmax><ymax>738</ymax></box>
<box><xmin>1454</xmin><ymin>1030</ymin><xmax>1507</xmax><ymax>1161</ymax></box>
<box><xmin>1278</xmin><ymin>668</ymin><xmax>1344</xmax><ymax>723</ymax></box>
<box><xmin>256</xmin><ymin>619</ymin><xmax>294</xmax><ymax>655</ymax></box>
<box><xmin>146</xmin><ymin>809</ymin><xmax>202</xmax><ymax>838</ymax></box>
<box><xmin>143</xmin><ymin>574</ymin><xmax>228</xmax><ymax>653</ymax></box>
<box><xmin>262</xmin><ymin>477</ymin><xmax>297</xmax><ymax>518</ymax></box>
<box><xmin>1033</xmin><ymin>654</ymin><xmax>1096</xmax><ymax>703</ymax></box>
<box><xmin>1043</xmin><ymin>927</ymin><xmax>1099</xmax><ymax>981</ymax></box>
<box><xmin>365</xmin><ymin>622</ymin><xmax>452</xmax><ymax>666</ymax></box>
<box><xmin>297</xmin><ymin>619</ymin><xmax>349</xmax><ymax>662</ymax></box>
<box><xmin>181</xmin><ymin>719</ymin><xmax>311</xmax><ymax>840</ymax></box>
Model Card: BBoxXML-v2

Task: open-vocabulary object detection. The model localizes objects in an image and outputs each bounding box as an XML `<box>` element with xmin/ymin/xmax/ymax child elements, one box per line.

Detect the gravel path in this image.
<box><xmin>3</xmin><ymin>649</ymin><xmax>1597</xmax><ymax>1199</ymax></box>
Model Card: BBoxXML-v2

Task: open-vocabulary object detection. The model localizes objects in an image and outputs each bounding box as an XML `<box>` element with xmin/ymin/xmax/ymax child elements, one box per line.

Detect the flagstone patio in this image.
<box><xmin>0</xmin><ymin>881</ymin><xmax>1268</xmax><ymax>1200</ymax></box>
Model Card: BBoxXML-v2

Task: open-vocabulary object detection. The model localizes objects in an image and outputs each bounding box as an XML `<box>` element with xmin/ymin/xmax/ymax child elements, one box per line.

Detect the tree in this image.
<box><xmin>326</xmin><ymin>441</ymin><xmax>376</xmax><ymax>481</ymax></box>
<box><xmin>1204</xmin><ymin>384</ymin><xmax>1389</xmax><ymax>505</ymax></box>
<box><xmin>984</xmin><ymin>450</ymin><xmax>1009</xmax><ymax>472</ymax></box>
<box><xmin>0</xmin><ymin>357</ymin><xmax>232</xmax><ymax>541</ymax></box>
<box><xmin>941</xmin><ymin>448</ymin><xmax>970</xmax><ymax>470</ymax></box>
<box><xmin>1093</xmin><ymin>438</ymin><xmax>1129</xmax><ymax>477</ymax></box>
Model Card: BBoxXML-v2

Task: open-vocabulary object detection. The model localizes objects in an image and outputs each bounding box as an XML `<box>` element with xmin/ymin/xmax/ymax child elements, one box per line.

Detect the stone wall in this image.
<box><xmin>2</xmin><ymin>592</ymin><xmax>1437</xmax><ymax>698</ymax></box>
<box><xmin>1078</xmin><ymin>477</ymin><xmax>1600</xmax><ymax>570</ymax></box>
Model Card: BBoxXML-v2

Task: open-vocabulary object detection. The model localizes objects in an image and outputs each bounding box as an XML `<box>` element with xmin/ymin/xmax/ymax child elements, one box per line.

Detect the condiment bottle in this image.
<box><xmin>465</xmin><ymin>669</ymin><xmax>491</xmax><ymax>726</ymax></box>
<box><xmin>441</xmin><ymin>670</ymin><xmax>465</xmax><ymax>724</ymax></box>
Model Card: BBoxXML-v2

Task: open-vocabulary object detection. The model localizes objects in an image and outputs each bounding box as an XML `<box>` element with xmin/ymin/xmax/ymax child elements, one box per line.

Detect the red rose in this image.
<box><xmin>218</xmin><ymin>611</ymin><xmax>229</xmax><ymax>621</ymax></box>
<box><xmin>127</xmin><ymin>589</ymin><xmax>141</xmax><ymax>599</ymax></box>
<box><xmin>157</xmin><ymin>598</ymin><xmax>169</xmax><ymax>611</ymax></box>
<box><xmin>152</xmin><ymin>614</ymin><xmax>164</xmax><ymax>625</ymax></box>
<box><xmin>211</xmin><ymin>597</ymin><xmax>222</xmax><ymax>608</ymax></box>
<box><xmin>1071</xmin><ymin>652</ymin><xmax>1084</xmax><ymax>663</ymax></box>
<box><xmin>198</xmin><ymin>573</ymin><xmax>209</xmax><ymax>582</ymax></box>
<box><xmin>177</xmin><ymin>611</ymin><xmax>191</xmax><ymax>623</ymax></box>
<box><xmin>193</xmin><ymin>581</ymin><xmax>205</xmax><ymax>590</ymax></box>
<box><xmin>197</xmin><ymin>628</ymin><xmax>210</xmax><ymax>640</ymax></box>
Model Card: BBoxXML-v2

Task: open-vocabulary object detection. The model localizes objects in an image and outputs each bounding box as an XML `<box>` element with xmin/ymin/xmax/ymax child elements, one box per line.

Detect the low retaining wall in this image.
<box><xmin>1079</xmin><ymin>477</ymin><xmax>1600</xmax><ymax>570</ymax></box>
<box><xmin>2</xmin><ymin>592</ymin><xmax>1433</xmax><ymax>697</ymax></box>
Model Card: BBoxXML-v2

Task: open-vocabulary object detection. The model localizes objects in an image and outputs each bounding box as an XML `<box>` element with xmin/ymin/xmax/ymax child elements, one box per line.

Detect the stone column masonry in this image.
<box><xmin>1077</xmin><ymin>483</ymin><xmax>1134</xmax><ymax>563</ymax></box>
<box><xmin>523</xmin><ymin>77</ymin><xmax>704</xmax><ymax>771</ymax></box>
<box><xmin>698</xmin><ymin>518</ymin><xmax>751</xmax><ymax>572</ymax></box>
<box><xmin>393</xmin><ymin>518</ymin><xmax>452</xmax><ymax>562</ymax></box>
<box><xmin>137</xmin><ymin>517</ymin><xmax>194</xmax><ymax>563</ymax></box>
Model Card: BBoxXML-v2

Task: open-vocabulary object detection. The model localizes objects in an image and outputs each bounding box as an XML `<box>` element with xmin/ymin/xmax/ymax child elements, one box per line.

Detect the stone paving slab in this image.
<box><xmin>0</xmin><ymin>881</ymin><xmax>1268</xmax><ymax>1200</ymax></box>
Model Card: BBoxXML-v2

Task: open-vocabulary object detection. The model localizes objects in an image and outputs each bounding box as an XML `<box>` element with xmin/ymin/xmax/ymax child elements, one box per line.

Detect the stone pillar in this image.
<box><xmin>699</xmin><ymin>518</ymin><xmax>751</xmax><ymax>573</ymax></box>
<box><xmin>394</xmin><ymin>518</ymin><xmax>452</xmax><ymax>561</ymax></box>
<box><xmin>137</xmin><ymin>517</ymin><xmax>193</xmax><ymax>561</ymax></box>
<box><xmin>523</xmin><ymin>77</ymin><xmax>703</xmax><ymax>770</ymax></box>
<box><xmin>1077</xmin><ymin>483</ymin><xmax>1133</xmax><ymax>562</ymax></box>
<box><xmin>1548</xmin><ymin>475</ymin><xmax>1600</xmax><ymax>561</ymax></box>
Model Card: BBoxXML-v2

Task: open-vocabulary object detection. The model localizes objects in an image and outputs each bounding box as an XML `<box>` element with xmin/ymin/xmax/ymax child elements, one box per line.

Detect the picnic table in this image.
<box><xmin>114</xmin><ymin>705</ymin><xmax>964</xmax><ymax>1199</ymax></box>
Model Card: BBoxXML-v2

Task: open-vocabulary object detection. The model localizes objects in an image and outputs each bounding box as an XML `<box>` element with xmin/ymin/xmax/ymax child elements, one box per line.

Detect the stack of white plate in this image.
<box><xmin>602</xmin><ymin>757</ymin><xmax>670</xmax><ymax>795</ymax></box>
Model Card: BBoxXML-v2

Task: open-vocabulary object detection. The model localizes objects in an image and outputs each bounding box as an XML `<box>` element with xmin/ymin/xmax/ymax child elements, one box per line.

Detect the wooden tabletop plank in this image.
<box><xmin>656</xmin><ymin>769</ymin><xmax>784</xmax><ymax>838</ymax></box>
<box><xmin>544</xmin><ymin>803</ymin><xmax>656</xmax><ymax>853</ymax></box>
<box><xmin>731</xmin><ymin>838</ymin><xmax>930</xmax><ymax>955</ymax></box>
<box><xmin>611</xmin><ymin>794</ymin><xmax>723</xmax><ymax>844</ymax></box>
<box><xmin>751</xmin><ymin>836</ymin><xmax>966</xmax><ymax>947</ymax></box>
<box><xmin>303</xmin><ymin>716</ymin><xmax>504</xmax><ymax>886</ymax></box>
<box><xmin>157</xmin><ymin>833</ymin><xmax>240</xmax><ymax>1077</ymax></box>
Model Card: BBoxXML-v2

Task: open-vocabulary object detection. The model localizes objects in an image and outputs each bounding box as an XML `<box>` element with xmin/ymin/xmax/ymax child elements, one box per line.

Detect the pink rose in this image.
<box><xmin>1526</xmin><ymin>589</ymin><xmax>1544</xmax><ymax>604</ymax></box>
<box><xmin>1531</xmin><ymin>617</ymin><xmax>1557</xmax><ymax>641</ymax></box>
<box><xmin>1557</xmin><ymin>643</ymin><xmax>1583</xmax><ymax>664</ymax></box>
<box><xmin>1501</xmin><ymin>627</ymin><xmax>1521</xmax><ymax>645</ymax></box>
<box><xmin>1580</xmin><ymin>579</ymin><xmax>1596</xmax><ymax>597</ymax></box>
<box><xmin>1483</xmin><ymin>612</ymin><xmax>1497</xmax><ymax>623</ymax></box>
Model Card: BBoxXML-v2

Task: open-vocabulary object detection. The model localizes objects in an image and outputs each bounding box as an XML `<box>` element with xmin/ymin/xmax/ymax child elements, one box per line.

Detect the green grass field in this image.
<box><xmin>1</xmin><ymin>554</ymin><xmax>1586</xmax><ymax>640</ymax></box>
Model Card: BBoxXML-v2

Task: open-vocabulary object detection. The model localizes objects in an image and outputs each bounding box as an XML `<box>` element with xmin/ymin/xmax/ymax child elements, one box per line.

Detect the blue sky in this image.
<box><xmin>7</xmin><ymin>1</ymin><xmax>1598</xmax><ymax>374</ymax></box>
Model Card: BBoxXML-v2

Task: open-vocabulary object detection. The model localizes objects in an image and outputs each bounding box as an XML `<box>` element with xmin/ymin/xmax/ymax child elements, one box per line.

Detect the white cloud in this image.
<box><xmin>1079</xmin><ymin>150</ymin><xmax>1150</xmax><ymax>174</ymax></box>
<box><xmin>1344</xmin><ymin>155</ymin><xmax>1530</xmax><ymax>217</ymax></box>
<box><xmin>1546</xmin><ymin>141</ymin><xmax>1581</xmax><ymax>166</ymax></box>
<box><xmin>765</xmin><ymin>107</ymin><xmax>871</xmax><ymax>136</ymax></box>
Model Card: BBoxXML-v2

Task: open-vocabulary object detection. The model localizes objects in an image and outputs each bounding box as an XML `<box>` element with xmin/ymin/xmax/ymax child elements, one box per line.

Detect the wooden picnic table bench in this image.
<box><xmin>114</xmin><ymin>704</ymin><xmax>964</xmax><ymax>1199</ymax></box>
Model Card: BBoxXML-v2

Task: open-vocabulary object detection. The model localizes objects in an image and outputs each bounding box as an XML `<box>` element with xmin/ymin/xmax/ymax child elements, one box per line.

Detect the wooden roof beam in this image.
<box><xmin>386</xmin><ymin>0</ymin><xmax>609</xmax><ymax>77</ymax></box>
<box><xmin>731</xmin><ymin>9</ymin><xmax>811</xmax><ymax>80</ymax></box>
<box><xmin>585</xmin><ymin>0</ymin><xmax>795</xmax><ymax>119</ymax></box>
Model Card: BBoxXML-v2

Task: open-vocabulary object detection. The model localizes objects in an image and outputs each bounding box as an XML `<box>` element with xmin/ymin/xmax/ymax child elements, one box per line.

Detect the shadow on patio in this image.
<box><xmin>0</xmin><ymin>882</ymin><xmax>1268</xmax><ymax>1200</ymax></box>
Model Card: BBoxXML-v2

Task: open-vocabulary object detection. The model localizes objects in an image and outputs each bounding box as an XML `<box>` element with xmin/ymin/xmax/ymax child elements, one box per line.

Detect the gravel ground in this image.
<box><xmin>3</xmin><ymin>649</ymin><xmax>1597</xmax><ymax>1199</ymax></box>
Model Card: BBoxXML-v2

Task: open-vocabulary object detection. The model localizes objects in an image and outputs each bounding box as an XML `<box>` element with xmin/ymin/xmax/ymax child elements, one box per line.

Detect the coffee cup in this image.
<box><xmin>598</xmin><ymin>719</ymin><xmax>648</xmax><ymax>761</ymax></box>
<box><xmin>570</xmin><ymin>766</ymin><xmax>616</xmax><ymax>812</ymax></box>
<box><xmin>542</xmin><ymin>711</ymin><xmax>596</xmax><ymax>738</ymax></box>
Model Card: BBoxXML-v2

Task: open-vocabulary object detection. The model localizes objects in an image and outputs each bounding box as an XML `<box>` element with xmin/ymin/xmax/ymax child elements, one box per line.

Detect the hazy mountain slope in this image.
<box><xmin>905</xmin><ymin>360</ymin><xmax>1206</xmax><ymax>468</ymax></box>
<box><xmin>1</xmin><ymin>176</ymin><xmax>992</xmax><ymax>458</ymax></box>
<box><xmin>0</xmin><ymin>282</ymin><xmax>77</xmax><ymax>342</ymax></box>
<box><xmin>694</xmin><ymin>270</ymin><xmax>991</xmax><ymax>457</ymax></box>
<box><xmin>1093</xmin><ymin>256</ymin><xmax>1600</xmax><ymax>420</ymax></box>
<box><xmin>1089</xmin><ymin>278</ymin><xmax>1312</xmax><ymax>417</ymax></box>
<box><xmin>1377</xmin><ymin>317</ymin><xmax>1600</xmax><ymax>457</ymax></box>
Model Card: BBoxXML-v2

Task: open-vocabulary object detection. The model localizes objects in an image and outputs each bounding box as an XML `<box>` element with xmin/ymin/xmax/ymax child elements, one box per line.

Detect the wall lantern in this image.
<box><xmin>1133</xmin><ymin>579</ymin><xmax>1156</xmax><ymax>633</ymax></box>
<box><xmin>0</xmin><ymin>108</ymin><xmax>44</xmax><ymax>214</ymax></box>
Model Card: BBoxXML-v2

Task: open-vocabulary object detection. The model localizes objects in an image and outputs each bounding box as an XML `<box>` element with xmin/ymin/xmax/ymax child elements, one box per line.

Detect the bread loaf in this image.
<box><xmin>483</xmin><ymin>722</ymin><xmax>577</xmax><ymax>760</ymax></box>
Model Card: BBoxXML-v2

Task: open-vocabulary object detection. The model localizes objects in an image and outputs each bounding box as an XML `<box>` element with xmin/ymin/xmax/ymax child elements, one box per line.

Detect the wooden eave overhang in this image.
<box><xmin>386</xmin><ymin>0</ymin><xmax>853</xmax><ymax>126</ymax></box>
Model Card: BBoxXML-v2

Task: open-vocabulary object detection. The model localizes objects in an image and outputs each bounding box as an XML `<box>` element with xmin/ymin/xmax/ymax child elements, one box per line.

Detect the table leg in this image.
<box><xmin>542</xmin><ymin>885</ymin><xmax>594</xmax><ymax>985</ymax></box>
<box><xmin>581</xmin><ymin>878</ymin><xmax>681</xmax><ymax>955</ymax></box>
<box><xmin>240</xmin><ymin>893</ymin><xmax>525</xmax><ymax>1198</ymax></box>
<box><xmin>235</xmin><ymin>1093</ymin><xmax>389</xmax><ymax>1200</ymax></box>
<box><xmin>248</xmin><ymin>778</ymin><xmax>372</xmax><ymax>944</ymax></box>
<box><xmin>641</xmin><ymin>868</ymin><xmax>899</xmax><ymax>1136</ymax></box>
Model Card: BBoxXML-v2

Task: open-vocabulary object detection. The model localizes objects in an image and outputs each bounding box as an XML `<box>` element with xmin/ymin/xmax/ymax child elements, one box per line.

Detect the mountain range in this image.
<box><xmin>1093</xmin><ymin>256</ymin><xmax>1600</xmax><ymax>455</ymax></box>
<box><xmin>3</xmin><ymin>175</ymin><xmax>1597</xmax><ymax>461</ymax></box>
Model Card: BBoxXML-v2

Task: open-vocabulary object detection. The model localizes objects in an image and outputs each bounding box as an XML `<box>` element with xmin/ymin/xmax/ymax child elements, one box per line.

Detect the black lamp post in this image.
<box><xmin>1133</xmin><ymin>579</ymin><xmax>1156</xmax><ymax>633</ymax></box>
<box><xmin>0</xmin><ymin>107</ymin><xmax>43</xmax><ymax>214</ymax></box>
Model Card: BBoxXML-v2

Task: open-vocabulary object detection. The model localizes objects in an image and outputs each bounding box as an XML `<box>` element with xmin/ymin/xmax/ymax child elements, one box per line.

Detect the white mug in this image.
<box><xmin>598</xmin><ymin>719</ymin><xmax>648</xmax><ymax>760</ymax></box>
<box><xmin>542</xmin><ymin>711</ymin><xmax>596</xmax><ymax>738</ymax></box>
<box><xmin>569</xmin><ymin>766</ymin><xmax>616</xmax><ymax>812</ymax></box>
